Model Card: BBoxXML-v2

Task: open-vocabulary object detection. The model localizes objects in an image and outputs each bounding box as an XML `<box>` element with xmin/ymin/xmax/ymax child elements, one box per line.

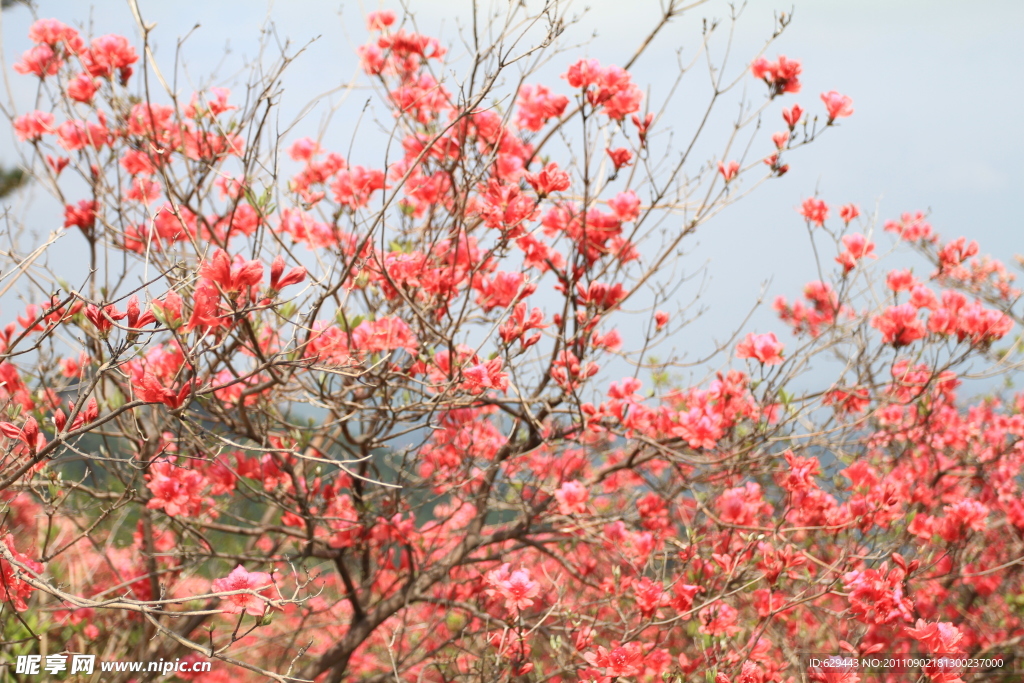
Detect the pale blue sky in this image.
<box><xmin>1</xmin><ymin>0</ymin><xmax>1021</xmax><ymax>380</ymax></box>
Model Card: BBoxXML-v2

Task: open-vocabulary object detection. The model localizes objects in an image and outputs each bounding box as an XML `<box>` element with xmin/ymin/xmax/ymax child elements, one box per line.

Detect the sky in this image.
<box><xmin>0</xmin><ymin>0</ymin><xmax>1022</xmax><ymax>385</ymax></box>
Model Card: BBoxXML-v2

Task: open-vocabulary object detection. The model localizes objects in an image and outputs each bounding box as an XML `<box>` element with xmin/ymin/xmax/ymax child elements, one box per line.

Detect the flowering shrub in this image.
<box><xmin>0</xmin><ymin>3</ymin><xmax>1022</xmax><ymax>683</ymax></box>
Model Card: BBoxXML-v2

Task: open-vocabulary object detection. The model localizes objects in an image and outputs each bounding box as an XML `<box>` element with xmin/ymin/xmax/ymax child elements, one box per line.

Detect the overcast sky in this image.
<box><xmin>1</xmin><ymin>0</ymin><xmax>1021</xmax><ymax>385</ymax></box>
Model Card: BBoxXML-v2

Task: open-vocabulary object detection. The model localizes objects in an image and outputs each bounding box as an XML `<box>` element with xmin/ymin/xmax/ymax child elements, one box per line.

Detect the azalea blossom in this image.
<box><xmin>800</xmin><ymin>197</ymin><xmax>829</xmax><ymax>226</ymax></box>
<box><xmin>736</xmin><ymin>332</ymin><xmax>785</xmax><ymax>365</ymax></box>
<box><xmin>821</xmin><ymin>90</ymin><xmax>854</xmax><ymax>121</ymax></box>
<box><xmin>211</xmin><ymin>565</ymin><xmax>274</xmax><ymax>616</ymax></box>
<box><xmin>485</xmin><ymin>564</ymin><xmax>541</xmax><ymax>613</ymax></box>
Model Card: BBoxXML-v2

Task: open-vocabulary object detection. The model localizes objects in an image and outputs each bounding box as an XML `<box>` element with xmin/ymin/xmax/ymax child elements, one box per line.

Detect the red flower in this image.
<box><xmin>0</xmin><ymin>534</ymin><xmax>43</xmax><ymax>611</ymax></box>
<box><xmin>125</xmin><ymin>295</ymin><xmax>157</xmax><ymax>332</ymax></box>
<box><xmin>13</xmin><ymin>111</ymin><xmax>54</xmax><ymax>141</ymax></box>
<box><xmin>82</xmin><ymin>34</ymin><xmax>139</xmax><ymax>82</ymax></box>
<box><xmin>821</xmin><ymin>91</ymin><xmax>854</xmax><ymax>121</ymax></box>
<box><xmin>515</xmin><ymin>84</ymin><xmax>568</xmax><ymax>131</ymax></box>
<box><xmin>835</xmin><ymin>233</ymin><xmax>876</xmax><ymax>273</ymax></box>
<box><xmin>839</xmin><ymin>203</ymin><xmax>860</xmax><ymax>223</ymax></box>
<box><xmin>751</xmin><ymin>55</ymin><xmax>802</xmax><ymax>95</ymax></box>
<box><xmin>365</xmin><ymin>10</ymin><xmax>396</xmax><ymax>31</ymax></box>
<box><xmin>718</xmin><ymin>160</ymin><xmax>740</xmax><ymax>182</ymax></box>
<box><xmin>145</xmin><ymin>460</ymin><xmax>209</xmax><ymax>517</ymax></box>
<box><xmin>14</xmin><ymin>44</ymin><xmax>62</xmax><ymax>78</ymax></box>
<box><xmin>554</xmin><ymin>480</ymin><xmax>589</xmax><ymax>514</ymax></box>
<box><xmin>0</xmin><ymin>417</ymin><xmax>46</xmax><ymax>452</ymax></box>
<box><xmin>782</xmin><ymin>103</ymin><xmax>804</xmax><ymax>129</ymax></box>
<box><xmin>699</xmin><ymin>602</ymin><xmax>740</xmax><ymax>636</ymax></box>
<box><xmin>736</xmin><ymin>332</ymin><xmax>785</xmax><ymax>365</ymax></box>
<box><xmin>84</xmin><ymin>303</ymin><xmax>126</xmax><ymax>336</ymax></box>
<box><xmin>904</xmin><ymin>619</ymin><xmax>963</xmax><ymax>653</ymax></box>
<box><xmin>200</xmin><ymin>249</ymin><xmax>264</xmax><ymax>293</ymax></box>
<box><xmin>211</xmin><ymin>564</ymin><xmax>274</xmax><ymax>616</ymax></box>
<box><xmin>608</xmin><ymin>190</ymin><xmax>640</xmax><ymax>222</ymax></box>
<box><xmin>525</xmin><ymin>162</ymin><xmax>571</xmax><ymax>197</ymax></box>
<box><xmin>631</xmin><ymin>112</ymin><xmax>654</xmax><ymax>145</ymax></box>
<box><xmin>134</xmin><ymin>370</ymin><xmax>193</xmax><ymax>410</ymax></box>
<box><xmin>582</xmin><ymin>643</ymin><xmax>644</xmax><ymax>677</ymax></box>
<box><xmin>871</xmin><ymin>303</ymin><xmax>926</xmax><ymax>347</ymax></box>
<box><xmin>66</xmin><ymin>73</ymin><xmax>99</xmax><ymax>103</ymax></box>
<box><xmin>269</xmin><ymin>255</ymin><xmax>307</xmax><ymax>293</ymax></box>
<box><xmin>28</xmin><ymin>18</ymin><xmax>83</xmax><ymax>52</ymax></box>
<box><xmin>654</xmin><ymin>310</ymin><xmax>670</xmax><ymax>330</ymax></box>
<box><xmin>606</xmin><ymin>147</ymin><xmax>633</xmax><ymax>170</ymax></box>
<box><xmin>799</xmin><ymin>197</ymin><xmax>829</xmax><ymax>226</ymax></box>
<box><xmin>63</xmin><ymin>200</ymin><xmax>98</xmax><ymax>233</ymax></box>
<box><xmin>485</xmin><ymin>563</ymin><xmax>541</xmax><ymax>613</ymax></box>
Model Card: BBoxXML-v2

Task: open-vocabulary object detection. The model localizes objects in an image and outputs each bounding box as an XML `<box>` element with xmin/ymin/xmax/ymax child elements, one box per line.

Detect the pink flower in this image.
<box><xmin>152</xmin><ymin>290</ymin><xmax>184</xmax><ymax>327</ymax></box>
<box><xmin>939</xmin><ymin>499</ymin><xmax>989</xmax><ymax>541</ymax></box>
<box><xmin>799</xmin><ymin>197</ymin><xmax>829</xmax><ymax>226</ymax></box>
<box><xmin>716</xmin><ymin>482</ymin><xmax>768</xmax><ymax>526</ymax></box>
<box><xmin>563</xmin><ymin>59</ymin><xmax>643</xmax><ymax>120</ymax></box>
<box><xmin>884</xmin><ymin>211</ymin><xmax>934</xmax><ymax>242</ymax></box>
<box><xmin>750</xmin><ymin>56</ymin><xmax>772</xmax><ymax>80</ymax></box>
<box><xmin>903</xmin><ymin>619</ymin><xmax>964</xmax><ymax>654</ymax></box>
<box><xmin>350</xmin><ymin>317</ymin><xmax>418</xmax><ymax>354</ymax></box>
<box><xmin>839</xmin><ymin>203</ymin><xmax>860</xmax><ymax>223</ymax></box>
<box><xmin>14</xmin><ymin>44</ymin><xmax>62</xmax><ymax>78</ymax></box>
<box><xmin>736</xmin><ymin>332</ymin><xmax>784</xmax><ymax>365</ymax></box>
<box><xmin>555</xmin><ymin>480</ymin><xmax>589</xmax><ymax>514</ymax></box>
<box><xmin>28</xmin><ymin>18</ymin><xmax>82</xmax><ymax>51</ymax></box>
<box><xmin>211</xmin><ymin>565</ymin><xmax>274</xmax><ymax>616</ymax></box>
<box><xmin>718</xmin><ymin>160</ymin><xmax>740</xmax><ymax>182</ymax></box>
<box><xmin>0</xmin><ymin>535</ymin><xmax>43</xmax><ymax>611</ymax></box>
<box><xmin>462</xmin><ymin>358</ymin><xmax>509</xmax><ymax>392</ymax></box>
<box><xmin>780</xmin><ymin>450</ymin><xmax>821</xmax><ymax>492</ymax></box>
<box><xmin>782</xmin><ymin>103</ymin><xmax>804</xmax><ymax>129</ymax></box>
<box><xmin>47</xmin><ymin>155</ymin><xmax>69</xmax><ymax>176</ymax></box>
<box><xmin>145</xmin><ymin>460</ymin><xmax>209</xmax><ymax>517</ymax></box>
<box><xmin>331</xmin><ymin>165</ymin><xmax>387</xmax><ymax>209</ymax></box>
<box><xmin>66</xmin><ymin>73</ymin><xmax>99</xmax><ymax>103</ymax></box>
<box><xmin>633</xmin><ymin>576</ymin><xmax>666</xmax><ymax>617</ymax></box>
<box><xmin>668</xmin><ymin>582</ymin><xmax>703</xmax><ymax>612</ymax></box>
<box><xmin>909</xmin><ymin>285</ymin><xmax>938</xmax><ymax>309</ymax></box>
<box><xmin>185</xmin><ymin>87</ymin><xmax>235</xmax><ymax>118</ymax></box>
<box><xmin>475</xmin><ymin>271</ymin><xmax>536</xmax><ymax>312</ymax></box>
<box><xmin>608</xmin><ymin>190</ymin><xmax>640</xmax><ymax>222</ymax></box>
<box><xmin>82</xmin><ymin>34</ymin><xmax>139</xmax><ymax>81</ymax></box>
<box><xmin>56</xmin><ymin>119</ymin><xmax>109</xmax><ymax>151</ymax></box>
<box><xmin>835</xmin><ymin>233</ymin><xmax>876</xmax><ymax>273</ymax></box>
<box><xmin>13</xmin><ymin>111</ymin><xmax>54</xmax><ymax>141</ymax></box>
<box><xmin>366</xmin><ymin>10</ymin><xmax>397</xmax><ymax>31</ymax></box>
<box><xmin>631</xmin><ymin>112</ymin><xmax>654</xmax><ymax>145</ymax></box>
<box><xmin>485</xmin><ymin>563</ymin><xmax>540</xmax><ymax>613</ymax></box>
<box><xmin>821</xmin><ymin>91</ymin><xmax>854</xmax><ymax>121</ymax></box>
<box><xmin>288</xmin><ymin>137</ymin><xmax>322</xmax><ymax>162</ymax></box>
<box><xmin>199</xmin><ymin>249</ymin><xmax>264</xmax><ymax>293</ymax></box>
<box><xmin>698</xmin><ymin>602</ymin><xmax>740</xmax><ymax>636</ymax></box>
<box><xmin>885</xmin><ymin>269</ymin><xmax>917</xmax><ymax>292</ymax></box>
<box><xmin>654</xmin><ymin>310</ymin><xmax>670</xmax><ymax>331</ymax></box>
<box><xmin>515</xmin><ymin>83</ymin><xmax>568</xmax><ymax>131</ymax></box>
